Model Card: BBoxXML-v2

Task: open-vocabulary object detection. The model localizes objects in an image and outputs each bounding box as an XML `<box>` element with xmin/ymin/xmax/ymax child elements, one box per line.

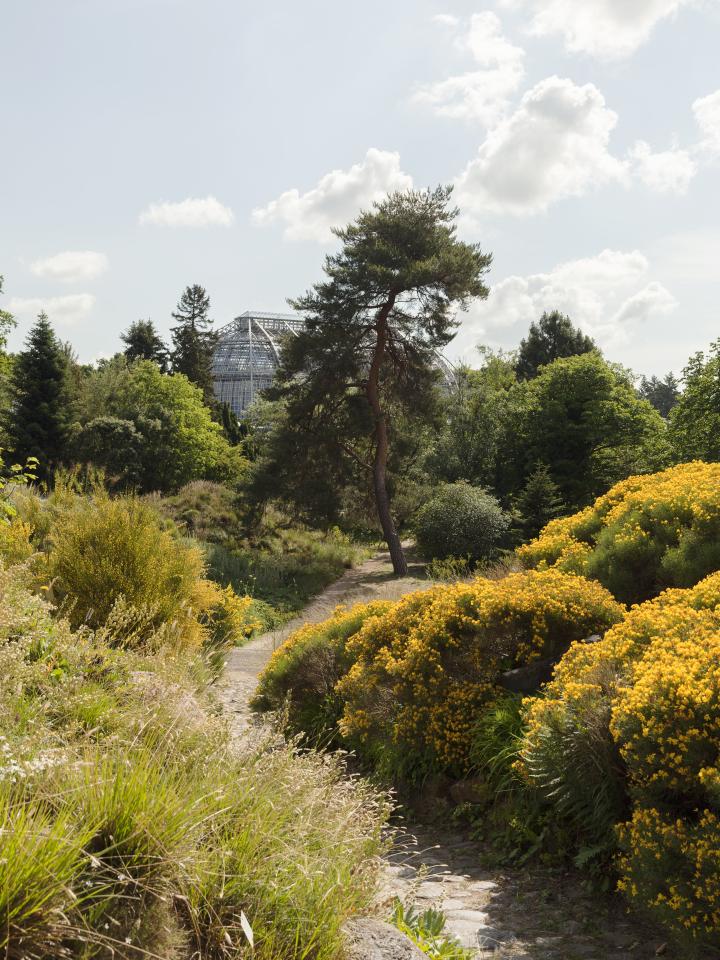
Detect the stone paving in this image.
<box><xmin>379</xmin><ymin>825</ymin><xmax>676</xmax><ymax>959</ymax></box>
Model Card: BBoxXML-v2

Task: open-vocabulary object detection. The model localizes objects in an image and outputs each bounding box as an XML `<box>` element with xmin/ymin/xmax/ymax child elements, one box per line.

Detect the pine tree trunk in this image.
<box><xmin>367</xmin><ymin>300</ymin><xmax>408</xmax><ymax>577</ymax></box>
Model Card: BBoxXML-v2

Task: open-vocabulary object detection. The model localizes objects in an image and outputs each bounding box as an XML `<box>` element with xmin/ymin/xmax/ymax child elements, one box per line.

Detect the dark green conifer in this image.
<box><xmin>170</xmin><ymin>285</ymin><xmax>217</xmax><ymax>403</ymax></box>
<box><xmin>8</xmin><ymin>312</ymin><xmax>71</xmax><ymax>478</ymax></box>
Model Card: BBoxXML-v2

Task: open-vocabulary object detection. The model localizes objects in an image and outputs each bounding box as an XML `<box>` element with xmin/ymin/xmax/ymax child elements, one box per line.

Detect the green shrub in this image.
<box><xmin>415</xmin><ymin>483</ymin><xmax>510</xmax><ymax>564</ymax></box>
<box><xmin>46</xmin><ymin>493</ymin><xmax>211</xmax><ymax>643</ymax></box>
<box><xmin>252</xmin><ymin>600</ymin><xmax>394</xmax><ymax>740</ymax></box>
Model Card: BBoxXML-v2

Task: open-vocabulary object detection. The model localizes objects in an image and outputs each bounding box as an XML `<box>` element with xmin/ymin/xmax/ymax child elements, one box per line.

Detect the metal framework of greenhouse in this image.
<box><xmin>211</xmin><ymin>311</ymin><xmax>304</xmax><ymax>416</ymax></box>
<box><xmin>211</xmin><ymin>309</ymin><xmax>458</xmax><ymax>417</ymax></box>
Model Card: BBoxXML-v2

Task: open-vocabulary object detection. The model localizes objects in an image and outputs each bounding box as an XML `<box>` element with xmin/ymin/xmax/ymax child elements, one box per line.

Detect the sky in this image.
<box><xmin>1</xmin><ymin>0</ymin><xmax>719</xmax><ymax>376</ymax></box>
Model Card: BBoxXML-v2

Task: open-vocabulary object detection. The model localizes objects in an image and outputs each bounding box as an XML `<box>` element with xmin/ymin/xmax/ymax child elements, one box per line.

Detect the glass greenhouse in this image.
<box><xmin>211</xmin><ymin>311</ymin><xmax>304</xmax><ymax>416</ymax></box>
<box><xmin>212</xmin><ymin>309</ymin><xmax>458</xmax><ymax>416</ymax></box>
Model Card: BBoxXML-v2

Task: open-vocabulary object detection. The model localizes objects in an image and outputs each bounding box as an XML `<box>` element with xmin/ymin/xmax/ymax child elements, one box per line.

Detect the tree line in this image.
<box><xmin>0</xmin><ymin>187</ymin><xmax>716</xmax><ymax>573</ymax></box>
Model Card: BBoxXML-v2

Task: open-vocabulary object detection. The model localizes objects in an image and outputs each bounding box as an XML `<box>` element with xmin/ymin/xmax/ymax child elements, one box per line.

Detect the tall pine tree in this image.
<box><xmin>170</xmin><ymin>285</ymin><xmax>217</xmax><ymax>403</ymax></box>
<box><xmin>8</xmin><ymin>312</ymin><xmax>71</xmax><ymax>478</ymax></box>
<box><xmin>121</xmin><ymin>319</ymin><xmax>169</xmax><ymax>370</ymax></box>
<box><xmin>262</xmin><ymin>187</ymin><xmax>491</xmax><ymax>575</ymax></box>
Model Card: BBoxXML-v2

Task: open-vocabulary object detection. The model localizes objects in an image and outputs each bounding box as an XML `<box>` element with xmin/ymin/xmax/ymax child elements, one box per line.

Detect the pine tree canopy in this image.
<box><xmin>170</xmin><ymin>285</ymin><xmax>217</xmax><ymax>402</ymax></box>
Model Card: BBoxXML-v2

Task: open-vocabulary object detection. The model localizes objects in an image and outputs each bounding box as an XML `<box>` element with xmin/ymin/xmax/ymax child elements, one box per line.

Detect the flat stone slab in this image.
<box><xmin>344</xmin><ymin>918</ymin><xmax>425</xmax><ymax>960</ymax></box>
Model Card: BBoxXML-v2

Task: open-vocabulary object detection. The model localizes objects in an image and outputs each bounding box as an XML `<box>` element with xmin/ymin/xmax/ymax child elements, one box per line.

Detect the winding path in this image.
<box><xmin>219</xmin><ymin>550</ymin><xmax>675</xmax><ymax>960</ymax></box>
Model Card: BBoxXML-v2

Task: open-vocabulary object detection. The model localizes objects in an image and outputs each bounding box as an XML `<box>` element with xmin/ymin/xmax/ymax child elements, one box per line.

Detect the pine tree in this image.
<box><xmin>262</xmin><ymin>186</ymin><xmax>492</xmax><ymax>575</ymax></box>
<box><xmin>513</xmin><ymin>463</ymin><xmax>566</xmax><ymax>542</ymax></box>
<box><xmin>516</xmin><ymin>311</ymin><xmax>596</xmax><ymax>380</ymax></box>
<box><xmin>170</xmin><ymin>285</ymin><xmax>217</xmax><ymax>402</ymax></box>
<box><xmin>7</xmin><ymin>312</ymin><xmax>71</xmax><ymax>478</ymax></box>
<box><xmin>121</xmin><ymin>319</ymin><xmax>169</xmax><ymax>371</ymax></box>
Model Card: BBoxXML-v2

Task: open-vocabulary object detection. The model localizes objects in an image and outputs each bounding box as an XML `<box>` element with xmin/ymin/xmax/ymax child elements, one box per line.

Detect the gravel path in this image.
<box><xmin>220</xmin><ymin>550</ymin><xmax>676</xmax><ymax>960</ymax></box>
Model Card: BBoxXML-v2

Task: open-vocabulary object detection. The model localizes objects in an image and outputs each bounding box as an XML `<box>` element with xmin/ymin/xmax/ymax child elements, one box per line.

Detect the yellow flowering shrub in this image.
<box><xmin>336</xmin><ymin>570</ymin><xmax>623</xmax><ymax>777</ymax></box>
<box><xmin>252</xmin><ymin>600</ymin><xmax>395</xmax><ymax>739</ymax></box>
<box><xmin>518</xmin><ymin>461</ymin><xmax>720</xmax><ymax>604</ymax></box>
<box><xmin>521</xmin><ymin>571</ymin><xmax>720</xmax><ymax>946</ymax></box>
<box><xmin>618</xmin><ymin>808</ymin><xmax>720</xmax><ymax>949</ymax></box>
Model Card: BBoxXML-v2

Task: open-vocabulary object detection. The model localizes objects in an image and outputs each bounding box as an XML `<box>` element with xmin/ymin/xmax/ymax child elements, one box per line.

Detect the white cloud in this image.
<box><xmin>413</xmin><ymin>12</ymin><xmax>525</xmax><ymax>125</ymax></box>
<box><xmin>252</xmin><ymin>148</ymin><xmax>414</xmax><ymax>242</ymax></box>
<box><xmin>30</xmin><ymin>250</ymin><xmax>108</xmax><ymax>283</ymax></box>
<box><xmin>611</xmin><ymin>281</ymin><xmax>677</xmax><ymax>325</ymax></box>
<box><xmin>450</xmin><ymin>248</ymin><xmax>676</xmax><ymax>358</ymax></box>
<box><xmin>693</xmin><ymin>89</ymin><xmax>720</xmax><ymax>154</ymax></box>
<box><xmin>504</xmin><ymin>0</ymin><xmax>695</xmax><ymax>59</ymax></box>
<box><xmin>139</xmin><ymin>196</ymin><xmax>234</xmax><ymax>227</ymax></box>
<box><xmin>8</xmin><ymin>294</ymin><xmax>96</xmax><ymax>326</ymax></box>
<box><xmin>432</xmin><ymin>13</ymin><xmax>459</xmax><ymax>27</ymax></box>
<box><xmin>455</xmin><ymin>76</ymin><xmax>626</xmax><ymax>217</ymax></box>
<box><xmin>629</xmin><ymin>141</ymin><xmax>697</xmax><ymax>193</ymax></box>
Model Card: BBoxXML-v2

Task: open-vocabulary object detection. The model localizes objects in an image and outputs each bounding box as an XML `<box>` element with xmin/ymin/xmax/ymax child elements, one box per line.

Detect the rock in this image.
<box><xmin>498</xmin><ymin>659</ymin><xmax>555</xmax><ymax>694</ymax></box>
<box><xmin>344</xmin><ymin>918</ymin><xmax>426</xmax><ymax>960</ymax></box>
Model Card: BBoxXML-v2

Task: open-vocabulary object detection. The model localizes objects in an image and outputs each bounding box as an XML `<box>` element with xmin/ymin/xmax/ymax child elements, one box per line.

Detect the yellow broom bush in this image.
<box><xmin>521</xmin><ymin>571</ymin><xmax>720</xmax><ymax>948</ymax></box>
<box><xmin>518</xmin><ymin>461</ymin><xmax>720</xmax><ymax>604</ymax></box>
<box><xmin>336</xmin><ymin>569</ymin><xmax>623</xmax><ymax>777</ymax></box>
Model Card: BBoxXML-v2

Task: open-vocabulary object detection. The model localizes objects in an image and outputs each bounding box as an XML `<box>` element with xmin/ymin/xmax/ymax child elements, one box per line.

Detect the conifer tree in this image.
<box><xmin>513</xmin><ymin>462</ymin><xmax>566</xmax><ymax>541</ymax></box>
<box><xmin>263</xmin><ymin>187</ymin><xmax>492</xmax><ymax>575</ymax></box>
<box><xmin>121</xmin><ymin>319</ymin><xmax>169</xmax><ymax>371</ymax></box>
<box><xmin>516</xmin><ymin>311</ymin><xmax>596</xmax><ymax>380</ymax></box>
<box><xmin>170</xmin><ymin>285</ymin><xmax>217</xmax><ymax>402</ymax></box>
<box><xmin>7</xmin><ymin>312</ymin><xmax>71</xmax><ymax>477</ymax></box>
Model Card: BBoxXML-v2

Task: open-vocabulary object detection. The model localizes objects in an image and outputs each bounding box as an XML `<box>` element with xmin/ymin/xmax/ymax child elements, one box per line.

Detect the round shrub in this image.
<box><xmin>47</xmin><ymin>494</ymin><xmax>218</xmax><ymax>646</ymax></box>
<box><xmin>252</xmin><ymin>600</ymin><xmax>394</xmax><ymax>740</ymax></box>
<box><xmin>336</xmin><ymin>569</ymin><xmax>624</xmax><ymax>778</ymax></box>
<box><xmin>518</xmin><ymin>461</ymin><xmax>720</xmax><ymax>605</ymax></box>
<box><xmin>415</xmin><ymin>483</ymin><xmax>511</xmax><ymax>564</ymax></box>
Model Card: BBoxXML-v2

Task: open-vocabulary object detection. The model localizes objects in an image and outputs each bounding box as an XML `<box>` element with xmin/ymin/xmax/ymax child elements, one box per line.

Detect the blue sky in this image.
<box><xmin>1</xmin><ymin>0</ymin><xmax>719</xmax><ymax>376</ymax></box>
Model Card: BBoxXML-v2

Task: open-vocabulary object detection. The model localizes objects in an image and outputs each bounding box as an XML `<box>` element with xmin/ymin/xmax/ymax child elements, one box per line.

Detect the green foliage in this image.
<box><xmin>170</xmin><ymin>283</ymin><xmax>217</xmax><ymax>403</ymax></box>
<box><xmin>638</xmin><ymin>372</ymin><xmax>680</xmax><ymax>418</ymax></box>
<box><xmin>415</xmin><ymin>482</ymin><xmax>511</xmax><ymax>563</ymax></box>
<box><xmin>72</xmin><ymin>358</ymin><xmax>245</xmax><ymax>491</ymax></box>
<box><xmin>7</xmin><ymin>312</ymin><xmax>72</xmax><ymax>479</ymax></box>
<box><xmin>0</xmin><ymin>526</ymin><xmax>388</xmax><ymax>959</ymax></box>
<box><xmin>515</xmin><ymin>310</ymin><xmax>596</xmax><ymax>380</ymax></box>
<box><xmin>669</xmin><ymin>340</ymin><xmax>720</xmax><ymax>461</ymax></box>
<box><xmin>425</xmin><ymin>355</ymin><xmax>523</xmax><ymax>493</ymax></box>
<box><xmin>252</xmin><ymin>600</ymin><xmax>394</xmax><ymax>741</ymax></box>
<box><xmin>153</xmin><ymin>479</ymin><xmax>243</xmax><ymax>542</ymax></box>
<box><xmin>69</xmin><ymin>415</ymin><xmax>145</xmax><ymax>487</ymax></box>
<box><xmin>426</xmin><ymin>555</ymin><xmax>471</xmax><ymax>581</ymax></box>
<box><xmin>120</xmin><ymin>318</ymin><xmax>169</xmax><ymax>370</ymax></box>
<box><xmin>512</xmin><ymin>463</ymin><xmax>566</xmax><ymax>542</ymax></box>
<box><xmin>46</xmin><ymin>493</ymin><xmax>210</xmax><ymax>640</ymax></box>
<box><xmin>205</xmin><ymin>521</ymin><xmax>367</xmax><ymax>614</ymax></box>
<box><xmin>262</xmin><ymin>186</ymin><xmax>493</xmax><ymax>573</ymax></box>
<box><xmin>518</xmin><ymin>352</ymin><xmax>669</xmax><ymax>510</ymax></box>
<box><xmin>390</xmin><ymin>900</ymin><xmax>474</xmax><ymax>959</ymax></box>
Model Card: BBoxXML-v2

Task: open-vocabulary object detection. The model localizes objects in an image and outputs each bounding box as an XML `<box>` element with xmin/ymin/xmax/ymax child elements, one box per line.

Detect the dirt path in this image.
<box><xmin>218</xmin><ymin>547</ymin><xmax>427</xmax><ymax>734</ymax></box>
<box><xmin>220</xmin><ymin>551</ymin><xmax>675</xmax><ymax>960</ymax></box>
